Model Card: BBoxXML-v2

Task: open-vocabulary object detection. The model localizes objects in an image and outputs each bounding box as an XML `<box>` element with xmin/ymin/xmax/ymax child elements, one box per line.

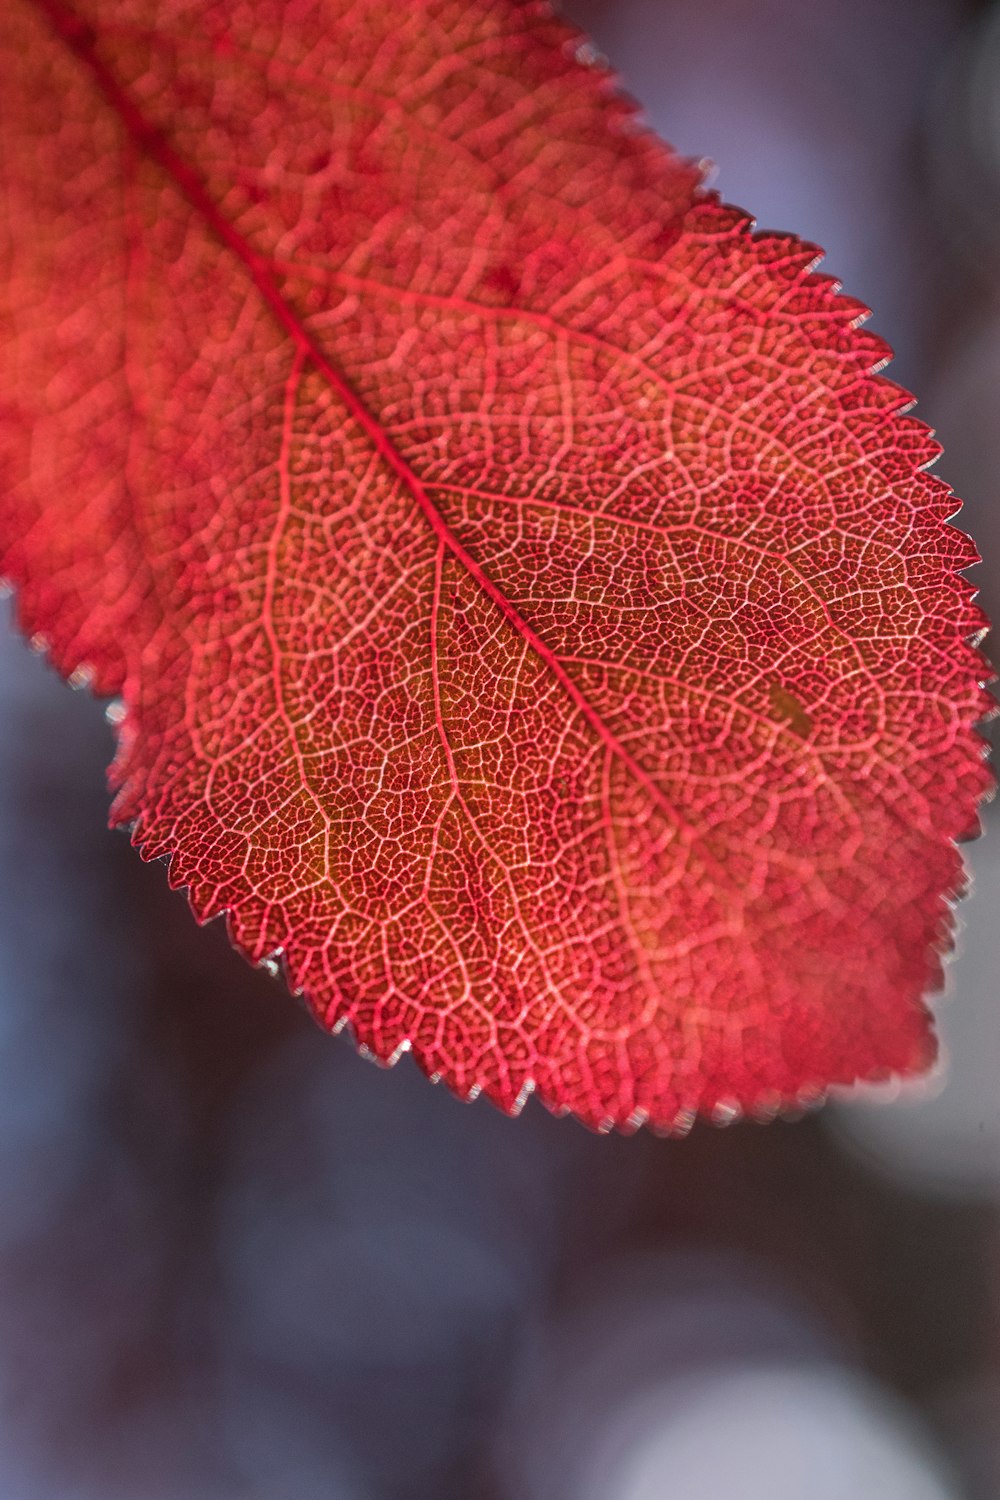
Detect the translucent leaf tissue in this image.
<box><xmin>0</xmin><ymin>0</ymin><xmax>991</xmax><ymax>1132</ymax></box>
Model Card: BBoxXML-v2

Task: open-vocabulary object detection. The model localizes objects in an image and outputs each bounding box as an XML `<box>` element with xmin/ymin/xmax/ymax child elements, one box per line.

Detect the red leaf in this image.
<box><xmin>0</xmin><ymin>0</ymin><xmax>991</xmax><ymax>1132</ymax></box>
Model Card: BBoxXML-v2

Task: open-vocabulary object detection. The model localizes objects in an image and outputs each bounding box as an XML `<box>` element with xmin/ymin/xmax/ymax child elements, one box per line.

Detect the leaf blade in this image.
<box><xmin>0</xmin><ymin>0</ymin><xmax>991</xmax><ymax>1130</ymax></box>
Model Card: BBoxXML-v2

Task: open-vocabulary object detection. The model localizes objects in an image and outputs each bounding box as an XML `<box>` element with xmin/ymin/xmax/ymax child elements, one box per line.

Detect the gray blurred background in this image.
<box><xmin>0</xmin><ymin>0</ymin><xmax>998</xmax><ymax>1495</ymax></box>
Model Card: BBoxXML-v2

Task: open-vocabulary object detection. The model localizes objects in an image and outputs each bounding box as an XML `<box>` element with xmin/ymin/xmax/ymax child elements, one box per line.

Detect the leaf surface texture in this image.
<box><xmin>0</xmin><ymin>0</ymin><xmax>990</xmax><ymax>1129</ymax></box>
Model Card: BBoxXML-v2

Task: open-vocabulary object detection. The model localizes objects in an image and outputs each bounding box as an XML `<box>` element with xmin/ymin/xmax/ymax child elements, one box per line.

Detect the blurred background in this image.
<box><xmin>1</xmin><ymin>0</ymin><xmax>999</xmax><ymax>1495</ymax></box>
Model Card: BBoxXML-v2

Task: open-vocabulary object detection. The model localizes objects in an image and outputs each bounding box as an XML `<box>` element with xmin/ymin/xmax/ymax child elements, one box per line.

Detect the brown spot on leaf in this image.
<box><xmin>770</xmin><ymin>682</ymin><xmax>813</xmax><ymax>739</ymax></box>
